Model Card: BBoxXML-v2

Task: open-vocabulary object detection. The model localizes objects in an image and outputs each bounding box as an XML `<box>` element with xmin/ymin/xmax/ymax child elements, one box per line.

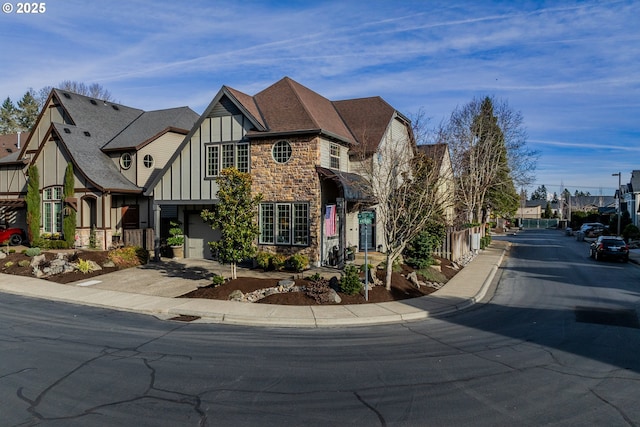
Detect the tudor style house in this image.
<box><xmin>146</xmin><ymin>77</ymin><xmax>417</xmax><ymax>266</ymax></box>
<box><xmin>0</xmin><ymin>89</ymin><xmax>198</xmax><ymax>249</ymax></box>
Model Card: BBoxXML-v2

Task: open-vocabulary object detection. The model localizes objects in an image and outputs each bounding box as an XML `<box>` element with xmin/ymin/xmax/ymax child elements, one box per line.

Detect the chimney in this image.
<box><xmin>17</xmin><ymin>131</ymin><xmax>21</xmax><ymax>149</ymax></box>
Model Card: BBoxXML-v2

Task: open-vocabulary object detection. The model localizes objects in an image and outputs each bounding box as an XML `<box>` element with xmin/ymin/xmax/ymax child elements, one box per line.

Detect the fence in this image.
<box><xmin>520</xmin><ymin>218</ymin><xmax>559</xmax><ymax>229</ymax></box>
<box><xmin>123</xmin><ymin>228</ymin><xmax>154</xmax><ymax>250</ymax></box>
<box><xmin>434</xmin><ymin>226</ymin><xmax>484</xmax><ymax>263</ymax></box>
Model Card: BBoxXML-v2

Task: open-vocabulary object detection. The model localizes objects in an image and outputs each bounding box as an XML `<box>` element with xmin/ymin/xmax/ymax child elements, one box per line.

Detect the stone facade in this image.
<box><xmin>251</xmin><ymin>136</ymin><xmax>322</xmax><ymax>263</ymax></box>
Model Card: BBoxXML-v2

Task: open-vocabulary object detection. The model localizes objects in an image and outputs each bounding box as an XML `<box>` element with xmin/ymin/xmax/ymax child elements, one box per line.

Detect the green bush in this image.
<box><xmin>76</xmin><ymin>258</ymin><xmax>92</xmax><ymax>274</ymax></box>
<box><xmin>623</xmin><ymin>224</ymin><xmax>640</xmax><ymax>241</ymax></box>
<box><xmin>404</xmin><ymin>221</ymin><xmax>446</xmax><ymax>269</ymax></box>
<box><xmin>339</xmin><ymin>265</ymin><xmax>362</xmax><ymax>296</ymax></box>
<box><xmin>287</xmin><ymin>254</ymin><xmax>309</xmax><ymax>272</ymax></box>
<box><xmin>40</xmin><ymin>240</ymin><xmax>70</xmax><ymax>250</ymax></box>
<box><xmin>4</xmin><ymin>261</ymin><xmax>14</xmax><ymax>268</ymax></box>
<box><xmin>108</xmin><ymin>246</ymin><xmax>146</xmax><ymax>268</ymax></box>
<box><xmin>25</xmin><ymin>247</ymin><xmax>41</xmax><ymax>257</ymax></box>
<box><xmin>480</xmin><ymin>234</ymin><xmax>492</xmax><ymax>250</ymax></box>
<box><xmin>18</xmin><ymin>260</ymin><xmax>30</xmax><ymax>267</ymax></box>
<box><xmin>211</xmin><ymin>274</ymin><xmax>226</xmax><ymax>286</ymax></box>
<box><xmin>307</xmin><ymin>272</ymin><xmax>323</xmax><ymax>282</ymax></box>
<box><xmin>270</xmin><ymin>253</ymin><xmax>286</xmax><ymax>271</ymax></box>
<box><xmin>255</xmin><ymin>251</ymin><xmax>271</xmax><ymax>270</ymax></box>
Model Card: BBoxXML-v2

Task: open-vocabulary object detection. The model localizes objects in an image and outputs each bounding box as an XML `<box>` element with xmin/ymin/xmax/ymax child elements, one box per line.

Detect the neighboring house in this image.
<box><xmin>621</xmin><ymin>170</ymin><xmax>640</xmax><ymax>227</ymax></box>
<box><xmin>416</xmin><ymin>143</ymin><xmax>455</xmax><ymax>225</ymax></box>
<box><xmin>0</xmin><ymin>89</ymin><xmax>198</xmax><ymax>248</ymax></box>
<box><xmin>517</xmin><ymin>201</ymin><xmax>543</xmax><ymax>219</ymax></box>
<box><xmin>146</xmin><ymin>77</ymin><xmax>415</xmax><ymax>266</ymax></box>
<box><xmin>0</xmin><ymin>132</ymin><xmax>29</xmax><ymax>159</ymax></box>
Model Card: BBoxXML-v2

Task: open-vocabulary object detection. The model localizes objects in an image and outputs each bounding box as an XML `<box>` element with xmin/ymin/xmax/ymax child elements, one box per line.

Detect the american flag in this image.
<box><xmin>325</xmin><ymin>205</ymin><xmax>337</xmax><ymax>236</ymax></box>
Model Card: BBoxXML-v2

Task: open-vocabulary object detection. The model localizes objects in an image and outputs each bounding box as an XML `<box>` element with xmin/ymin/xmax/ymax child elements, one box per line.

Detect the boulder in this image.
<box><xmin>30</xmin><ymin>254</ymin><xmax>46</xmax><ymax>268</ymax></box>
<box><xmin>0</xmin><ymin>251</ymin><xmax>6</xmax><ymax>259</ymax></box>
<box><xmin>228</xmin><ymin>289</ymin><xmax>244</xmax><ymax>302</ymax></box>
<box><xmin>278</xmin><ymin>279</ymin><xmax>295</xmax><ymax>290</ymax></box>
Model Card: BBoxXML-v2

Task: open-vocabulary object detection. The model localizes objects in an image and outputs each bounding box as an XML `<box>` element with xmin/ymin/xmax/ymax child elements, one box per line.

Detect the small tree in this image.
<box><xmin>26</xmin><ymin>165</ymin><xmax>40</xmax><ymax>244</ymax></box>
<box><xmin>62</xmin><ymin>163</ymin><xmax>76</xmax><ymax>247</ymax></box>
<box><xmin>200</xmin><ymin>168</ymin><xmax>262</xmax><ymax>279</ymax></box>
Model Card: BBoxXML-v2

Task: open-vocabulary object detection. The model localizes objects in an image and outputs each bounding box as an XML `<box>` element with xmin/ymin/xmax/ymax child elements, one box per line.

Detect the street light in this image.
<box><xmin>612</xmin><ymin>172</ymin><xmax>621</xmax><ymax>236</ymax></box>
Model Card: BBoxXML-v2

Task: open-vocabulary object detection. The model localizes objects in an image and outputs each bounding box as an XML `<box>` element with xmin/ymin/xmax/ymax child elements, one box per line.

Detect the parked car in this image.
<box><xmin>580</xmin><ymin>222</ymin><xmax>606</xmax><ymax>238</ymax></box>
<box><xmin>0</xmin><ymin>226</ymin><xmax>26</xmax><ymax>246</ymax></box>
<box><xmin>589</xmin><ymin>236</ymin><xmax>629</xmax><ymax>262</ymax></box>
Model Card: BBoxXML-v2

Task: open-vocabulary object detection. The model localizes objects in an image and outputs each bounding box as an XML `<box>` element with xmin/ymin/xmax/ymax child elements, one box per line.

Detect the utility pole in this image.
<box><xmin>612</xmin><ymin>172</ymin><xmax>621</xmax><ymax>236</ymax></box>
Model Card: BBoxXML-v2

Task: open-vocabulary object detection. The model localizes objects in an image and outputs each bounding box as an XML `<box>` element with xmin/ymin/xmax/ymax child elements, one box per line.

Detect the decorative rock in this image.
<box><xmin>30</xmin><ymin>254</ymin><xmax>46</xmax><ymax>268</ymax></box>
<box><xmin>0</xmin><ymin>252</ymin><xmax>6</xmax><ymax>259</ymax></box>
<box><xmin>102</xmin><ymin>260</ymin><xmax>115</xmax><ymax>268</ymax></box>
<box><xmin>228</xmin><ymin>289</ymin><xmax>244</xmax><ymax>302</ymax></box>
<box><xmin>278</xmin><ymin>279</ymin><xmax>295</xmax><ymax>289</ymax></box>
<box><xmin>407</xmin><ymin>271</ymin><xmax>420</xmax><ymax>287</ymax></box>
<box><xmin>327</xmin><ymin>288</ymin><xmax>341</xmax><ymax>303</ymax></box>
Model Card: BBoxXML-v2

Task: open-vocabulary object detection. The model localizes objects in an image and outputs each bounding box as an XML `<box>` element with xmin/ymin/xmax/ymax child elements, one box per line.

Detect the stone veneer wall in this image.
<box><xmin>251</xmin><ymin>136</ymin><xmax>322</xmax><ymax>263</ymax></box>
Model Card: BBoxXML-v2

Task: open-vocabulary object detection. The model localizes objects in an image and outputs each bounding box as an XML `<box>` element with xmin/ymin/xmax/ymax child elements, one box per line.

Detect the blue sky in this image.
<box><xmin>1</xmin><ymin>0</ymin><xmax>638</xmax><ymax>198</ymax></box>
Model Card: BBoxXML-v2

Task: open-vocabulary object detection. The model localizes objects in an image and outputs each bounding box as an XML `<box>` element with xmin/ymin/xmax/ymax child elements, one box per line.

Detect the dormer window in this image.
<box><xmin>272</xmin><ymin>140</ymin><xmax>292</xmax><ymax>164</ymax></box>
<box><xmin>120</xmin><ymin>153</ymin><xmax>132</xmax><ymax>170</ymax></box>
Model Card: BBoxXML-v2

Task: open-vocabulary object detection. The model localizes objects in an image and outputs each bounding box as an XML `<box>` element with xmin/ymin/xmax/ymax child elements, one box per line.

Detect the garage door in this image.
<box><xmin>186</xmin><ymin>213</ymin><xmax>220</xmax><ymax>259</ymax></box>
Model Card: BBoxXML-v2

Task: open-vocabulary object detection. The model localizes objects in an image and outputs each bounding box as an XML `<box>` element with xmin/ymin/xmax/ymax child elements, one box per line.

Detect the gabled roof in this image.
<box><xmin>250</xmin><ymin>77</ymin><xmax>355</xmax><ymax>143</ymax></box>
<box><xmin>630</xmin><ymin>170</ymin><xmax>640</xmax><ymax>193</ymax></box>
<box><xmin>0</xmin><ymin>132</ymin><xmax>29</xmax><ymax>159</ymax></box>
<box><xmin>225</xmin><ymin>86</ymin><xmax>266</xmax><ymax>130</ymax></box>
<box><xmin>103</xmin><ymin>106</ymin><xmax>198</xmax><ymax>151</ymax></box>
<box><xmin>333</xmin><ymin>96</ymin><xmax>396</xmax><ymax>153</ymax></box>
<box><xmin>51</xmin><ymin>123</ymin><xmax>140</xmax><ymax>192</ymax></box>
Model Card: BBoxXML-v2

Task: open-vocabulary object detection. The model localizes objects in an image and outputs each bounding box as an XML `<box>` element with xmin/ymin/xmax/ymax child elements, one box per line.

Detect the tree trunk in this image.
<box><xmin>231</xmin><ymin>262</ymin><xmax>237</xmax><ymax>280</ymax></box>
<box><xmin>385</xmin><ymin>252</ymin><xmax>393</xmax><ymax>291</ymax></box>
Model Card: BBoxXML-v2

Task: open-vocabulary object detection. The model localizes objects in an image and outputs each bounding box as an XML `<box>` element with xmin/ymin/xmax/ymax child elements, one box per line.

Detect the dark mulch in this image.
<box><xmin>0</xmin><ymin>250</ymin><xmax>119</xmax><ymax>284</ymax></box>
<box><xmin>181</xmin><ymin>257</ymin><xmax>460</xmax><ymax>305</ymax></box>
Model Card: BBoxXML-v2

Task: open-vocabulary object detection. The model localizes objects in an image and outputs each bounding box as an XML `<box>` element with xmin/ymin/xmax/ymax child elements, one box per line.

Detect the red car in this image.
<box><xmin>0</xmin><ymin>226</ymin><xmax>26</xmax><ymax>246</ymax></box>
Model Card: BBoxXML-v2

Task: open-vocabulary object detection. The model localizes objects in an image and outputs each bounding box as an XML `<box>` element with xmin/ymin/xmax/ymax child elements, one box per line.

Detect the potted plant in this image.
<box><xmin>167</xmin><ymin>221</ymin><xmax>185</xmax><ymax>258</ymax></box>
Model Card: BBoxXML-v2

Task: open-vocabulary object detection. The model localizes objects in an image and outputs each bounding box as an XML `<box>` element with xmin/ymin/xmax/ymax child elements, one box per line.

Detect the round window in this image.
<box><xmin>143</xmin><ymin>154</ymin><xmax>154</xmax><ymax>168</ymax></box>
<box><xmin>120</xmin><ymin>153</ymin><xmax>132</xmax><ymax>169</ymax></box>
<box><xmin>272</xmin><ymin>140</ymin><xmax>292</xmax><ymax>164</ymax></box>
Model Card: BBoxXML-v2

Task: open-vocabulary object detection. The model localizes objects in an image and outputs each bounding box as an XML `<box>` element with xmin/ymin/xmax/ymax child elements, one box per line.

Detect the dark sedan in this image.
<box><xmin>589</xmin><ymin>236</ymin><xmax>629</xmax><ymax>262</ymax></box>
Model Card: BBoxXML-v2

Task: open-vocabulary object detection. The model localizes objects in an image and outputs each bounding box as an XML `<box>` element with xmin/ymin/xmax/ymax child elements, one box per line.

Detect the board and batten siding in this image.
<box><xmin>0</xmin><ymin>164</ymin><xmax>27</xmax><ymax>194</ymax></box>
<box><xmin>152</xmin><ymin>113</ymin><xmax>252</xmax><ymax>202</ymax></box>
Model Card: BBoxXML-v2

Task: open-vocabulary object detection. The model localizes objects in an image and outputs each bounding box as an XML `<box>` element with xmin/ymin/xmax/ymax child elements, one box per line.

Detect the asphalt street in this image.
<box><xmin>1</xmin><ymin>229</ymin><xmax>639</xmax><ymax>426</ymax></box>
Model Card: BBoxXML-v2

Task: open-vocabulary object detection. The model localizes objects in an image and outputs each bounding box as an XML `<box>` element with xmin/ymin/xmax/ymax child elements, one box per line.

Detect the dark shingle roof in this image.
<box><xmin>333</xmin><ymin>97</ymin><xmax>396</xmax><ymax>154</ymax></box>
<box><xmin>250</xmin><ymin>77</ymin><xmax>355</xmax><ymax>143</ymax></box>
<box><xmin>0</xmin><ymin>132</ymin><xmax>29</xmax><ymax>159</ymax></box>
<box><xmin>52</xmin><ymin>123</ymin><xmax>140</xmax><ymax>192</ymax></box>
<box><xmin>103</xmin><ymin>107</ymin><xmax>198</xmax><ymax>151</ymax></box>
<box><xmin>417</xmin><ymin>143</ymin><xmax>449</xmax><ymax>169</ymax></box>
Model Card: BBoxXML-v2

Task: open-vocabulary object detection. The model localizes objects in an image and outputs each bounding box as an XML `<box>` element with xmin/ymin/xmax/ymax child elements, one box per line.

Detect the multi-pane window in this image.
<box><xmin>43</xmin><ymin>186</ymin><xmax>63</xmax><ymax>234</ymax></box>
<box><xmin>330</xmin><ymin>143</ymin><xmax>340</xmax><ymax>169</ymax></box>
<box><xmin>120</xmin><ymin>153</ymin><xmax>132</xmax><ymax>169</ymax></box>
<box><xmin>259</xmin><ymin>202</ymin><xmax>309</xmax><ymax>246</ymax></box>
<box><xmin>143</xmin><ymin>154</ymin><xmax>154</xmax><ymax>168</ymax></box>
<box><xmin>272</xmin><ymin>140</ymin><xmax>292</xmax><ymax>164</ymax></box>
<box><xmin>206</xmin><ymin>143</ymin><xmax>249</xmax><ymax>177</ymax></box>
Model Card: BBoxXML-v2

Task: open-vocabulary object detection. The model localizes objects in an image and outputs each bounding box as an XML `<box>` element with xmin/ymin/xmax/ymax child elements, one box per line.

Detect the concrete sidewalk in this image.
<box><xmin>0</xmin><ymin>242</ymin><xmax>509</xmax><ymax>328</ymax></box>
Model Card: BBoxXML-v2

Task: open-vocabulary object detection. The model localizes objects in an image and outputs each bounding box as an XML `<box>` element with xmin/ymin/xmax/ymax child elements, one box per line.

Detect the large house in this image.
<box><xmin>0</xmin><ymin>89</ymin><xmax>198</xmax><ymax>248</ymax></box>
<box><xmin>145</xmin><ymin>77</ymin><xmax>417</xmax><ymax>266</ymax></box>
<box><xmin>620</xmin><ymin>170</ymin><xmax>640</xmax><ymax>227</ymax></box>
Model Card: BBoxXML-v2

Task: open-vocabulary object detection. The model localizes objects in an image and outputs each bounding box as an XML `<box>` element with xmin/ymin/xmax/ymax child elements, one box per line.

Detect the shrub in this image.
<box><xmin>108</xmin><ymin>246</ymin><xmax>146</xmax><ymax>268</ymax></box>
<box><xmin>623</xmin><ymin>224</ymin><xmax>640</xmax><ymax>241</ymax></box>
<box><xmin>404</xmin><ymin>221</ymin><xmax>446</xmax><ymax>269</ymax></box>
<box><xmin>255</xmin><ymin>251</ymin><xmax>271</xmax><ymax>270</ymax></box>
<box><xmin>211</xmin><ymin>274</ymin><xmax>226</xmax><ymax>286</ymax></box>
<box><xmin>40</xmin><ymin>240</ymin><xmax>70</xmax><ymax>250</ymax></box>
<box><xmin>18</xmin><ymin>260</ymin><xmax>30</xmax><ymax>267</ymax></box>
<box><xmin>287</xmin><ymin>254</ymin><xmax>309</xmax><ymax>272</ymax></box>
<box><xmin>339</xmin><ymin>265</ymin><xmax>362</xmax><ymax>296</ymax></box>
<box><xmin>25</xmin><ymin>247</ymin><xmax>41</xmax><ymax>257</ymax></box>
<box><xmin>480</xmin><ymin>234</ymin><xmax>492</xmax><ymax>249</ymax></box>
<box><xmin>270</xmin><ymin>253</ymin><xmax>286</xmax><ymax>271</ymax></box>
<box><xmin>307</xmin><ymin>272</ymin><xmax>323</xmax><ymax>282</ymax></box>
<box><xmin>76</xmin><ymin>258</ymin><xmax>92</xmax><ymax>274</ymax></box>
<box><xmin>4</xmin><ymin>261</ymin><xmax>14</xmax><ymax>268</ymax></box>
<box><xmin>167</xmin><ymin>221</ymin><xmax>184</xmax><ymax>247</ymax></box>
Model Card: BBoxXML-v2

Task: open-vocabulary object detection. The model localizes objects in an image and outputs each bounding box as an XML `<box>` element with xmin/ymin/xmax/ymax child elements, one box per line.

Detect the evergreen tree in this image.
<box><xmin>63</xmin><ymin>163</ymin><xmax>76</xmax><ymax>247</ymax></box>
<box><xmin>16</xmin><ymin>89</ymin><xmax>39</xmax><ymax>131</ymax></box>
<box><xmin>531</xmin><ymin>185</ymin><xmax>548</xmax><ymax>200</ymax></box>
<box><xmin>26</xmin><ymin>165</ymin><xmax>41</xmax><ymax>244</ymax></box>
<box><xmin>0</xmin><ymin>97</ymin><xmax>18</xmax><ymax>134</ymax></box>
<box><xmin>200</xmin><ymin>168</ymin><xmax>262</xmax><ymax>279</ymax></box>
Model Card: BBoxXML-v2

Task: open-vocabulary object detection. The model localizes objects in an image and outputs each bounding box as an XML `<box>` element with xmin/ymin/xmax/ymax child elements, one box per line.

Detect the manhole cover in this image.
<box><xmin>575</xmin><ymin>307</ymin><xmax>640</xmax><ymax>329</ymax></box>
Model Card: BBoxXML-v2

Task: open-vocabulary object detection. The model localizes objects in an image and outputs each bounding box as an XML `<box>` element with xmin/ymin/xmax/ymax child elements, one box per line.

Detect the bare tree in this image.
<box><xmin>437</xmin><ymin>96</ymin><xmax>536</xmax><ymax>224</ymax></box>
<box><xmin>352</xmin><ymin>129</ymin><xmax>445</xmax><ymax>290</ymax></box>
<box><xmin>35</xmin><ymin>81</ymin><xmax>115</xmax><ymax>109</ymax></box>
